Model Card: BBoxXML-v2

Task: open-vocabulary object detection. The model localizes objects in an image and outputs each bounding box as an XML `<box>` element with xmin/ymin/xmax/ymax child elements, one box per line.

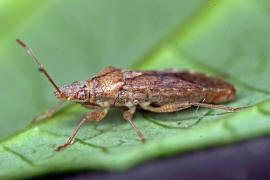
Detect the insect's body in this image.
<box><xmin>16</xmin><ymin>39</ymin><xmax>243</xmax><ymax>151</ymax></box>
<box><xmin>56</xmin><ymin>66</ymin><xmax>236</xmax><ymax>111</ymax></box>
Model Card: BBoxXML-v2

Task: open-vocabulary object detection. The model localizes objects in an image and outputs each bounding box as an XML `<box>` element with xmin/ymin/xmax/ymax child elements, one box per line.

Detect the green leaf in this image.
<box><xmin>1</xmin><ymin>0</ymin><xmax>270</xmax><ymax>179</ymax></box>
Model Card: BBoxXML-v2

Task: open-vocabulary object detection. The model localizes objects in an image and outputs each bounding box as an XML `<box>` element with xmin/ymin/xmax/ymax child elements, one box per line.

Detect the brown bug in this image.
<box><xmin>16</xmin><ymin>39</ymin><xmax>244</xmax><ymax>151</ymax></box>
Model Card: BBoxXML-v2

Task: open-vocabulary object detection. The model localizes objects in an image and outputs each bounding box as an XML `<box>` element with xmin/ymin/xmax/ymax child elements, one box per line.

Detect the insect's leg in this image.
<box><xmin>56</xmin><ymin>108</ymin><xmax>108</xmax><ymax>151</ymax></box>
<box><xmin>32</xmin><ymin>100</ymin><xmax>66</xmax><ymax>123</ymax></box>
<box><xmin>141</xmin><ymin>102</ymin><xmax>192</xmax><ymax>113</ymax></box>
<box><xmin>187</xmin><ymin>102</ymin><xmax>245</xmax><ymax>112</ymax></box>
<box><xmin>141</xmin><ymin>102</ymin><xmax>244</xmax><ymax>113</ymax></box>
<box><xmin>123</xmin><ymin>107</ymin><xmax>146</xmax><ymax>143</ymax></box>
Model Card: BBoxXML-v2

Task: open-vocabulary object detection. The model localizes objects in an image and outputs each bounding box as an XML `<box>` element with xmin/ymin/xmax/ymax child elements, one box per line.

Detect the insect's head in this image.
<box><xmin>54</xmin><ymin>81</ymin><xmax>90</xmax><ymax>102</ymax></box>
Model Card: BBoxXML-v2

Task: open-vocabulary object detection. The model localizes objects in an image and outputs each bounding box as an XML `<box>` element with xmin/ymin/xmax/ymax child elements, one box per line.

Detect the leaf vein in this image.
<box><xmin>2</xmin><ymin>145</ymin><xmax>35</xmax><ymax>167</ymax></box>
<box><xmin>39</xmin><ymin>129</ymin><xmax>108</xmax><ymax>153</ymax></box>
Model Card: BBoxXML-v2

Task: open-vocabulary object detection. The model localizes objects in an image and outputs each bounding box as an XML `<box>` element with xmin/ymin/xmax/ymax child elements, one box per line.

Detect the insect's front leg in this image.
<box><xmin>123</xmin><ymin>107</ymin><xmax>145</xmax><ymax>143</ymax></box>
<box><xmin>56</xmin><ymin>108</ymin><xmax>109</xmax><ymax>151</ymax></box>
<box><xmin>32</xmin><ymin>100</ymin><xmax>66</xmax><ymax>123</ymax></box>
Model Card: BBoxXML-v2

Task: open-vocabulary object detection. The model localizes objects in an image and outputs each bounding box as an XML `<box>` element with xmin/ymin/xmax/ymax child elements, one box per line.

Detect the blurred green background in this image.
<box><xmin>1</xmin><ymin>0</ymin><xmax>270</xmax><ymax>179</ymax></box>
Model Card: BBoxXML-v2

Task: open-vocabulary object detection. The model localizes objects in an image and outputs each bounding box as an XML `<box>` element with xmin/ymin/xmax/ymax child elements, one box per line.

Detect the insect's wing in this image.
<box><xmin>122</xmin><ymin>70</ymin><xmax>235</xmax><ymax>105</ymax></box>
<box><xmin>166</xmin><ymin>70</ymin><xmax>235</xmax><ymax>91</ymax></box>
<box><xmin>123</xmin><ymin>70</ymin><xmax>202</xmax><ymax>91</ymax></box>
<box><xmin>122</xmin><ymin>70</ymin><xmax>202</xmax><ymax>105</ymax></box>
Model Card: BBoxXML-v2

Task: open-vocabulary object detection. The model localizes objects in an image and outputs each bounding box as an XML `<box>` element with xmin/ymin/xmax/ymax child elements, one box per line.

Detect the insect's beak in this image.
<box><xmin>54</xmin><ymin>91</ymin><xmax>60</xmax><ymax>97</ymax></box>
<box><xmin>54</xmin><ymin>90</ymin><xmax>66</xmax><ymax>99</ymax></box>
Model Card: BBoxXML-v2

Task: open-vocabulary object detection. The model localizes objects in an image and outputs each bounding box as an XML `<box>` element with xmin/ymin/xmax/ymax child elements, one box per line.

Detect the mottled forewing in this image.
<box><xmin>122</xmin><ymin>70</ymin><xmax>203</xmax><ymax>105</ymax></box>
<box><xmin>122</xmin><ymin>70</ymin><xmax>235</xmax><ymax>105</ymax></box>
<box><xmin>123</xmin><ymin>70</ymin><xmax>202</xmax><ymax>91</ymax></box>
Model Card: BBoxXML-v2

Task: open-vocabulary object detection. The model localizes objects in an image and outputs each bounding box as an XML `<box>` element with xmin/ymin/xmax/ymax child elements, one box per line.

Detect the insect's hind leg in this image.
<box><xmin>32</xmin><ymin>100</ymin><xmax>66</xmax><ymax>123</ymax></box>
<box><xmin>188</xmin><ymin>102</ymin><xmax>245</xmax><ymax>112</ymax></box>
<box><xmin>141</xmin><ymin>102</ymin><xmax>244</xmax><ymax>113</ymax></box>
<box><xmin>140</xmin><ymin>102</ymin><xmax>192</xmax><ymax>113</ymax></box>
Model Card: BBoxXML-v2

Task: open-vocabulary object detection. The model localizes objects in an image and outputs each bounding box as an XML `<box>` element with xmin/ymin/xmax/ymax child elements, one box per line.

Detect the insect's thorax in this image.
<box><xmin>87</xmin><ymin>68</ymin><xmax>150</xmax><ymax>108</ymax></box>
<box><xmin>87</xmin><ymin>68</ymin><xmax>125</xmax><ymax>107</ymax></box>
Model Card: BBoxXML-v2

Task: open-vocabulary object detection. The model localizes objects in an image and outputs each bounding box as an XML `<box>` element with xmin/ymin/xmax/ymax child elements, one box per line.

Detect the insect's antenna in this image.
<box><xmin>16</xmin><ymin>39</ymin><xmax>61</xmax><ymax>94</ymax></box>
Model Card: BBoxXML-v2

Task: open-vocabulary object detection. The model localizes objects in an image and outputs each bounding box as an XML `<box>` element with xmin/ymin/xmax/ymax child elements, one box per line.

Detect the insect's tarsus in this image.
<box><xmin>16</xmin><ymin>39</ymin><xmax>61</xmax><ymax>94</ymax></box>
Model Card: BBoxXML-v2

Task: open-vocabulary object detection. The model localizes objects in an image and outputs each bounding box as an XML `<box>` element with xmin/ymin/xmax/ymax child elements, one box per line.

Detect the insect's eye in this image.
<box><xmin>76</xmin><ymin>90</ymin><xmax>87</xmax><ymax>100</ymax></box>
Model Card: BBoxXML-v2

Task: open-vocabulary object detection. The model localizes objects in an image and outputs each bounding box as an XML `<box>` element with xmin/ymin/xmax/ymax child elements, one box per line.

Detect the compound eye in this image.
<box><xmin>76</xmin><ymin>90</ymin><xmax>87</xmax><ymax>100</ymax></box>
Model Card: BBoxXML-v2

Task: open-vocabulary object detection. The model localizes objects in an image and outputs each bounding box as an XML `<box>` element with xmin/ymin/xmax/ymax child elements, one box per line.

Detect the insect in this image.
<box><xmin>16</xmin><ymin>39</ymin><xmax>244</xmax><ymax>151</ymax></box>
